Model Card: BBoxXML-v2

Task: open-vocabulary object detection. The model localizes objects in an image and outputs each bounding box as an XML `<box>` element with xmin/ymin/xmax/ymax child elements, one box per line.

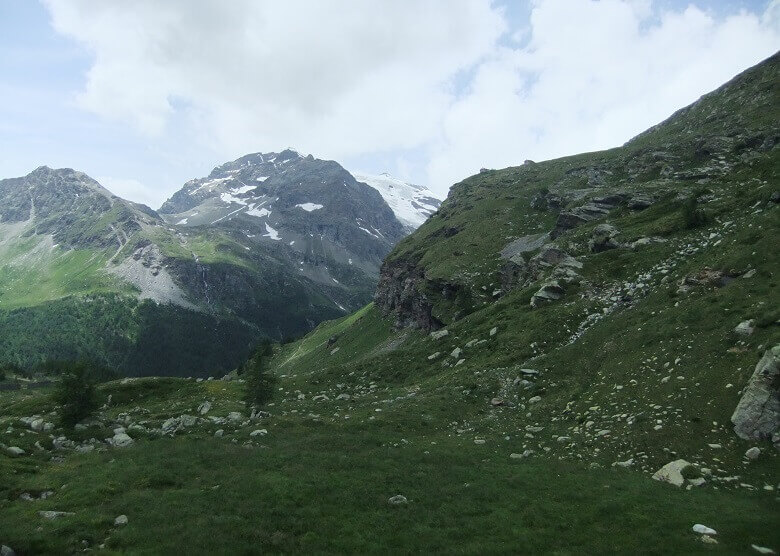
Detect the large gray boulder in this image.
<box><xmin>731</xmin><ymin>345</ymin><xmax>779</xmax><ymax>444</ymax></box>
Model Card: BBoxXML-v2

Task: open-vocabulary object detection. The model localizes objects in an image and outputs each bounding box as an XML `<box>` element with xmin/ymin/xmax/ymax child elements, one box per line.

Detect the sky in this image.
<box><xmin>0</xmin><ymin>1</ymin><xmax>778</xmax><ymax>208</ymax></box>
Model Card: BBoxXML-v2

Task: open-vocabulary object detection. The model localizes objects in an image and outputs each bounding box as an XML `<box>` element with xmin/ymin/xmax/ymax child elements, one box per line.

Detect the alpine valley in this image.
<box><xmin>0</xmin><ymin>151</ymin><xmax>440</xmax><ymax>376</ymax></box>
<box><xmin>0</xmin><ymin>53</ymin><xmax>778</xmax><ymax>556</ymax></box>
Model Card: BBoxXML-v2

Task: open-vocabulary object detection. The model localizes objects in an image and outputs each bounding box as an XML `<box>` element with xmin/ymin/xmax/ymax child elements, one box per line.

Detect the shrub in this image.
<box><xmin>242</xmin><ymin>340</ymin><xmax>276</xmax><ymax>409</ymax></box>
<box><xmin>52</xmin><ymin>361</ymin><xmax>100</xmax><ymax>427</ymax></box>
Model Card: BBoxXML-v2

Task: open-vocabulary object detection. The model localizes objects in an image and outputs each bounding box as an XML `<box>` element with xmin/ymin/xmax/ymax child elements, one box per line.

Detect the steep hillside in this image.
<box><xmin>270</xmin><ymin>54</ymin><xmax>780</xmax><ymax>492</ymax></box>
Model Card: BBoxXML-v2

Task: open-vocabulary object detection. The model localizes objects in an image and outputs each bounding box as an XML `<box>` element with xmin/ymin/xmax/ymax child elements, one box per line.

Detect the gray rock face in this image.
<box><xmin>731</xmin><ymin>346</ymin><xmax>780</xmax><ymax>443</ymax></box>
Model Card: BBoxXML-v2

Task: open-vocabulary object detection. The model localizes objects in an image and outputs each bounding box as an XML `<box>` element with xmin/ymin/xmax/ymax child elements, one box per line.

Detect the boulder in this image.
<box><xmin>652</xmin><ymin>459</ymin><xmax>692</xmax><ymax>487</ymax></box>
<box><xmin>430</xmin><ymin>329</ymin><xmax>449</xmax><ymax>340</ymax></box>
<box><xmin>745</xmin><ymin>447</ymin><xmax>761</xmax><ymax>460</ymax></box>
<box><xmin>1</xmin><ymin>545</ymin><xmax>15</xmax><ymax>556</ymax></box>
<box><xmin>731</xmin><ymin>346</ymin><xmax>779</xmax><ymax>442</ymax></box>
<box><xmin>530</xmin><ymin>281</ymin><xmax>564</xmax><ymax>308</ymax></box>
<box><xmin>249</xmin><ymin>429</ymin><xmax>267</xmax><ymax>437</ymax></box>
<box><xmin>734</xmin><ymin>320</ymin><xmax>755</xmax><ymax>336</ymax></box>
<box><xmin>109</xmin><ymin>433</ymin><xmax>134</xmax><ymax>448</ymax></box>
<box><xmin>198</xmin><ymin>401</ymin><xmax>212</xmax><ymax>415</ymax></box>
<box><xmin>6</xmin><ymin>446</ymin><xmax>25</xmax><ymax>457</ymax></box>
<box><xmin>450</xmin><ymin>347</ymin><xmax>462</xmax><ymax>359</ymax></box>
<box><xmin>114</xmin><ymin>514</ymin><xmax>128</xmax><ymax>526</ymax></box>
<box><xmin>692</xmin><ymin>524</ymin><xmax>717</xmax><ymax>536</ymax></box>
<box><xmin>388</xmin><ymin>495</ymin><xmax>408</xmax><ymax>505</ymax></box>
<box><xmin>588</xmin><ymin>224</ymin><xmax>621</xmax><ymax>253</ymax></box>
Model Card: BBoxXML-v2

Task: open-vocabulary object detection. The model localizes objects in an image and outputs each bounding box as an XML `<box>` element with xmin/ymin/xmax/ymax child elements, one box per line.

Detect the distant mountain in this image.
<box><xmin>351</xmin><ymin>172</ymin><xmax>441</xmax><ymax>232</ymax></box>
<box><xmin>0</xmin><ymin>152</ymin><xmax>416</xmax><ymax>376</ymax></box>
<box><xmin>158</xmin><ymin>149</ymin><xmax>406</xmax><ymax>278</ymax></box>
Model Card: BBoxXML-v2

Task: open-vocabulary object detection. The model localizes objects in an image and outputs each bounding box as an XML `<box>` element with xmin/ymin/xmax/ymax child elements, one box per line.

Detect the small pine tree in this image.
<box><xmin>243</xmin><ymin>340</ymin><xmax>276</xmax><ymax>409</ymax></box>
<box><xmin>53</xmin><ymin>362</ymin><xmax>99</xmax><ymax>427</ymax></box>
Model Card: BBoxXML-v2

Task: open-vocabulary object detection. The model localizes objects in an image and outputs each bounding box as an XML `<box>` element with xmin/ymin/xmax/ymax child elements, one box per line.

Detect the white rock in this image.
<box><xmin>227</xmin><ymin>412</ymin><xmax>243</xmax><ymax>422</ymax></box>
<box><xmin>489</xmin><ymin>327</ymin><xmax>498</xmax><ymax>337</ymax></box>
<box><xmin>692</xmin><ymin>524</ymin><xmax>717</xmax><ymax>535</ymax></box>
<box><xmin>430</xmin><ymin>329</ymin><xmax>449</xmax><ymax>340</ymax></box>
<box><xmin>38</xmin><ymin>510</ymin><xmax>74</xmax><ymax>520</ymax></box>
<box><xmin>114</xmin><ymin>514</ymin><xmax>128</xmax><ymax>526</ymax></box>
<box><xmin>214</xmin><ymin>429</ymin><xmax>224</xmax><ymax>438</ymax></box>
<box><xmin>652</xmin><ymin>459</ymin><xmax>691</xmax><ymax>487</ymax></box>
<box><xmin>734</xmin><ymin>320</ymin><xmax>755</xmax><ymax>336</ymax></box>
<box><xmin>388</xmin><ymin>495</ymin><xmax>408</xmax><ymax>505</ymax></box>
<box><xmin>745</xmin><ymin>447</ymin><xmax>761</xmax><ymax>460</ymax></box>
<box><xmin>615</xmin><ymin>458</ymin><xmax>634</xmax><ymax>468</ymax></box>
<box><xmin>6</xmin><ymin>446</ymin><xmax>25</xmax><ymax>456</ymax></box>
<box><xmin>249</xmin><ymin>429</ymin><xmax>267</xmax><ymax>437</ymax></box>
<box><xmin>528</xmin><ymin>396</ymin><xmax>542</xmax><ymax>404</ymax></box>
<box><xmin>751</xmin><ymin>545</ymin><xmax>776</xmax><ymax>554</ymax></box>
<box><xmin>198</xmin><ymin>401</ymin><xmax>212</xmax><ymax>415</ymax></box>
<box><xmin>450</xmin><ymin>347</ymin><xmax>462</xmax><ymax>359</ymax></box>
<box><xmin>110</xmin><ymin>433</ymin><xmax>134</xmax><ymax>448</ymax></box>
<box><xmin>30</xmin><ymin>418</ymin><xmax>44</xmax><ymax>431</ymax></box>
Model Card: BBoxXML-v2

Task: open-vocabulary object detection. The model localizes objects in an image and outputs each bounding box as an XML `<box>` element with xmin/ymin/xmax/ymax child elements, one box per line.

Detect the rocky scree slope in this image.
<box><xmin>271</xmin><ymin>53</ymin><xmax>779</xmax><ymax>495</ymax></box>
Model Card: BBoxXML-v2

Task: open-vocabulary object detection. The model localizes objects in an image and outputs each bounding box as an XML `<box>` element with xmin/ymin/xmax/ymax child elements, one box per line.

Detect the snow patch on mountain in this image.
<box><xmin>296</xmin><ymin>203</ymin><xmax>324</xmax><ymax>212</ymax></box>
<box><xmin>351</xmin><ymin>172</ymin><xmax>441</xmax><ymax>230</ymax></box>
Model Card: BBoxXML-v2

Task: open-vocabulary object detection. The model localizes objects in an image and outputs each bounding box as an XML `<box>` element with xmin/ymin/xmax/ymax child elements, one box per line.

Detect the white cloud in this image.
<box><xmin>426</xmin><ymin>0</ymin><xmax>780</xmax><ymax>193</ymax></box>
<box><xmin>43</xmin><ymin>0</ymin><xmax>780</xmax><ymax>199</ymax></box>
<box><xmin>43</xmin><ymin>0</ymin><xmax>504</xmax><ymax>159</ymax></box>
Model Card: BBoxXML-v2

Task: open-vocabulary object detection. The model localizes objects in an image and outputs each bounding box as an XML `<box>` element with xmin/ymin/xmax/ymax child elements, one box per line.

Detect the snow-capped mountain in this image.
<box><xmin>351</xmin><ymin>172</ymin><xmax>441</xmax><ymax>231</ymax></box>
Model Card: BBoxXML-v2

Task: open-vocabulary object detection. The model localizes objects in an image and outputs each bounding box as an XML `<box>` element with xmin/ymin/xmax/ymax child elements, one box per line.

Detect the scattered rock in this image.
<box><xmin>6</xmin><ymin>446</ymin><xmax>25</xmax><ymax>457</ymax></box>
<box><xmin>388</xmin><ymin>495</ymin><xmax>408</xmax><ymax>505</ymax></box>
<box><xmin>489</xmin><ymin>327</ymin><xmax>498</xmax><ymax>337</ymax></box>
<box><xmin>214</xmin><ymin>429</ymin><xmax>224</xmax><ymax>438</ymax></box>
<box><xmin>745</xmin><ymin>447</ymin><xmax>761</xmax><ymax>460</ymax></box>
<box><xmin>249</xmin><ymin>429</ymin><xmax>267</xmax><ymax>437</ymax></box>
<box><xmin>614</xmin><ymin>458</ymin><xmax>634</xmax><ymax>468</ymax></box>
<box><xmin>692</xmin><ymin>524</ymin><xmax>717</xmax><ymax>536</ymax></box>
<box><xmin>427</xmin><ymin>352</ymin><xmax>441</xmax><ymax>360</ymax></box>
<box><xmin>490</xmin><ymin>398</ymin><xmax>504</xmax><ymax>407</ymax></box>
<box><xmin>731</xmin><ymin>345</ymin><xmax>779</xmax><ymax>442</ymax></box>
<box><xmin>198</xmin><ymin>401</ymin><xmax>212</xmax><ymax>415</ymax></box>
<box><xmin>108</xmin><ymin>433</ymin><xmax>134</xmax><ymax>448</ymax></box>
<box><xmin>652</xmin><ymin>459</ymin><xmax>692</xmax><ymax>487</ymax></box>
<box><xmin>227</xmin><ymin>412</ymin><xmax>243</xmax><ymax>422</ymax></box>
<box><xmin>528</xmin><ymin>396</ymin><xmax>542</xmax><ymax>404</ymax></box>
<box><xmin>450</xmin><ymin>348</ymin><xmax>462</xmax><ymax>359</ymax></box>
<box><xmin>734</xmin><ymin>320</ymin><xmax>756</xmax><ymax>336</ymax></box>
<box><xmin>430</xmin><ymin>329</ymin><xmax>449</xmax><ymax>340</ymax></box>
<box><xmin>38</xmin><ymin>510</ymin><xmax>74</xmax><ymax>520</ymax></box>
<box><xmin>114</xmin><ymin>515</ymin><xmax>128</xmax><ymax>526</ymax></box>
<box><xmin>530</xmin><ymin>281</ymin><xmax>564</xmax><ymax>308</ymax></box>
<box><xmin>699</xmin><ymin>535</ymin><xmax>718</xmax><ymax>545</ymax></box>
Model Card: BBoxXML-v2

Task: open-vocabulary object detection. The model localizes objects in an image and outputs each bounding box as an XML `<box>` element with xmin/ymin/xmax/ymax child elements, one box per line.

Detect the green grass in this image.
<box><xmin>1</xmin><ymin>378</ymin><xmax>778</xmax><ymax>555</ymax></box>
